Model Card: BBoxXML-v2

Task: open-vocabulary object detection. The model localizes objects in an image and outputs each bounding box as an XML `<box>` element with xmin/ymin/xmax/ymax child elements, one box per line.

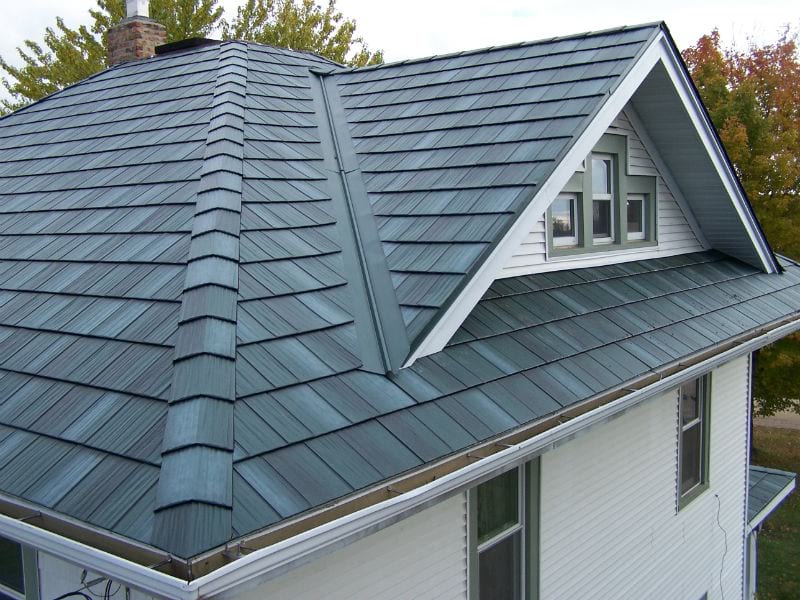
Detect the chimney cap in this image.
<box><xmin>126</xmin><ymin>0</ymin><xmax>149</xmax><ymax>18</ymax></box>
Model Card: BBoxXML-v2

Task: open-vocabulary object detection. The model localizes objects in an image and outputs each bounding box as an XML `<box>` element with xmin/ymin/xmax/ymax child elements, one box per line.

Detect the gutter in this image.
<box><xmin>1</xmin><ymin>315</ymin><xmax>799</xmax><ymax>599</ymax></box>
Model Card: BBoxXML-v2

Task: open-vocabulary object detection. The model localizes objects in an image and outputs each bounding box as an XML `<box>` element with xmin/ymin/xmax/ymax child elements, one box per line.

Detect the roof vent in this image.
<box><xmin>107</xmin><ymin>0</ymin><xmax>167</xmax><ymax>66</ymax></box>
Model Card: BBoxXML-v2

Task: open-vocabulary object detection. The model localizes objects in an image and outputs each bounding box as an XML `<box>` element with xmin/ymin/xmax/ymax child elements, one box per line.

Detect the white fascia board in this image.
<box><xmin>747</xmin><ymin>477</ymin><xmax>796</xmax><ymax>534</ymax></box>
<box><xmin>406</xmin><ymin>33</ymin><xmax>776</xmax><ymax>365</ymax></box>
<box><xmin>2</xmin><ymin>316</ymin><xmax>799</xmax><ymax>599</ymax></box>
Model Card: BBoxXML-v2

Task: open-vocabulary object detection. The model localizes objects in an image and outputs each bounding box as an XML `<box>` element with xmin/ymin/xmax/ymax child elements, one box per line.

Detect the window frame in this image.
<box><xmin>677</xmin><ymin>375</ymin><xmax>712</xmax><ymax>510</ymax></box>
<box><xmin>550</xmin><ymin>193</ymin><xmax>580</xmax><ymax>248</ymax></box>
<box><xmin>547</xmin><ymin>134</ymin><xmax>657</xmax><ymax>258</ymax></box>
<box><xmin>626</xmin><ymin>193</ymin><xmax>646</xmax><ymax>241</ymax></box>
<box><xmin>468</xmin><ymin>460</ymin><xmax>540</xmax><ymax>600</ymax></box>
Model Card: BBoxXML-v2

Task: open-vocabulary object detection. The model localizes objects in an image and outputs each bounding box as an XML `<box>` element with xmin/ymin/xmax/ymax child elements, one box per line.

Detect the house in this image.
<box><xmin>0</xmin><ymin>2</ymin><xmax>797</xmax><ymax>598</ymax></box>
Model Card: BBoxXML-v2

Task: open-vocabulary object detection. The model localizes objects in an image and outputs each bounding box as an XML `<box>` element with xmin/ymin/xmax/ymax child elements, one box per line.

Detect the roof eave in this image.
<box><xmin>2</xmin><ymin>310</ymin><xmax>798</xmax><ymax>597</ymax></box>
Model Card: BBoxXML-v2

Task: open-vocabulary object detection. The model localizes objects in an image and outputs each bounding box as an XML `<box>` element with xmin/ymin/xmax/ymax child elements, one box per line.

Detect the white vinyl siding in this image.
<box><xmin>239</xmin><ymin>493</ymin><xmax>468</xmax><ymax>600</ymax></box>
<box><xmin>538</xmin><ymin>356</ymin><xmax>750</xmax><ymax>600</ymax></box>
<box><xmin>502</xmin><ymin>106</ymin><xmax>706</xmax><ymax>277</ymax></box>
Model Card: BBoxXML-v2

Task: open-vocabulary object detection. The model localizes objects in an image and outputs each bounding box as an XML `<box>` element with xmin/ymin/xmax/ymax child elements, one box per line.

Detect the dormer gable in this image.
<box><xmin>406</xmin><ymin>25</ymin><xmax>778</xmax><ymax>364</ymax></box>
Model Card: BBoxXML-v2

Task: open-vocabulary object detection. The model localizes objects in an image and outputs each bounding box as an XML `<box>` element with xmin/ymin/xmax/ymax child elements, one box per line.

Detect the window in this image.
<box><xmin>0</xmin><ymin>536</ymin><xmax>36</xmax><ymax>600</ymax></box>
<box><xmin>476</xmin><ymin>469</ymin><xmax>523</xmax><ymax>600</ymax></box>
<box><xmin>591</xmin><ymin>154</ymin><xmax>614</xmax><ymax>243</ymax></box>
<box><xmin>469</xmin><ymin>462</ymin><xmax>539</xmax><ymax>600</ymax></box>
<box><xmin>551</xmin><ymin>194</ymin><xmax>579</xmax><ymax>247</ymax></box>
<box><xmin>547</xmin><ymin>134</ymin><xmax>656</xmax><ymax>256</ymax></box>
<box><xmin>626</xmin><ymin>193</ymin><xmax>646</xmax><ymax>241</ymax></box>
<box><xmin>678</xmin><ymin>376</ymin><xmax>711</xmax><ymax>508</ymax></box>
<box><xmin>0</xmin><ymin>537</ymin><xmax>24</xmax><ymax>600</ymax></box>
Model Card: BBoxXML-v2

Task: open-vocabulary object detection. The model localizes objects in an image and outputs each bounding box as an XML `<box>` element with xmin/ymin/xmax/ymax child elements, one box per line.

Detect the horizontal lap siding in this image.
<box><xmin>239</xmin><ymin>493</ymin><xmax>468</xmax><ymax>600</ymax></box>
<box><xmin>539</xmin><ymin>356</ymin><xmax>749</xmax><ymax>600</ymax></box>
<box><xmin>502</xmin><ymin>107</ymin><xmax>705</xmax><ymax>277</ymax></box>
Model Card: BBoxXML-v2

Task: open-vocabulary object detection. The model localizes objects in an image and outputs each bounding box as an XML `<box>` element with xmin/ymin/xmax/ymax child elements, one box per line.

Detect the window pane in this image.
<box><xmin>479</xmin><ymin>531</ymin><xmax>522</xmax><ymax>600</ymax></box>
<box><xmin>552</xmin><ymin>196</ymin><xmax>575</xmax><ymax>239</ymax></box>
<box><xmin>477</xmin><ymin>469</ymin><xmax>519</xmax><ymax>543</ymax></box>
<box><xmin>592</xmin><ymin>158</ymin><xmax>611</xmax><ymax>194</ymax></box>
<box><xmin>593</xmin><ymin>199</ymin><xmax>612</xmax><ymax>239</ymax></box>
<box><xmin>681</xmin><ymin>424</ymin><xmax>702</xmax><ymax>493</ymax></box>
<box><xmin>627</xmin><ymin>197</ymin><xmax>644</xmax><ymax>234</ymax></box>
<box><xmin>681</xmin><ymin>379</ymin><xmax>699</xmax><ymax>425</ymax></box>
<box><xmin>0</xmin><ymin>537</ymin><xmax>24</xmax><ymax>594</ymax></box>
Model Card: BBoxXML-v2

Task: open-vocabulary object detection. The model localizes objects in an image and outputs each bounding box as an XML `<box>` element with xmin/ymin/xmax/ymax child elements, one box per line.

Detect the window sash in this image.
<box><xmin>472</xmin><ymin>466</ymin><xmax>526</xmax><ymax>600</ymax></box>
<box><xmin>552</xmin><ymin>194</ymin><xmax>579</xmax><ymax>247</ymax></box>
<box><xmin>626</xmin><ymin>194</ymin><xmax>646</xmax><ymax>241</ymax></box>
<box><xmin>678</xmin><ymin>377</ymin><xmax>709</xmax><ymax>503</ymax></box>
<box><xmin>592</xmin><ymin>198</ymin><xmax>614</xmax><ymax>243</ymax></box>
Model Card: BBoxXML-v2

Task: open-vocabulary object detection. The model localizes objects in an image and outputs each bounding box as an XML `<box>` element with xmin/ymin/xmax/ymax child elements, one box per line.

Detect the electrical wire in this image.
<box><xmin>52</xmin><ymin>593</ymin><xmax>94</xmax><ymax>600</ymax></box>
<box><xmin>714</xmin><ymin>493</ymin><xmax>729</xmax><ymax>600</ymax></box>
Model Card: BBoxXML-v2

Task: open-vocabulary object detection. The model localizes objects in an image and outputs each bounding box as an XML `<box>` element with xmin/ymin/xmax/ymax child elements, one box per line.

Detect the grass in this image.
<box><xmin>752</xmin><ymin>426</ymin><xmax>800</xmax><ymax>600</ymax></box>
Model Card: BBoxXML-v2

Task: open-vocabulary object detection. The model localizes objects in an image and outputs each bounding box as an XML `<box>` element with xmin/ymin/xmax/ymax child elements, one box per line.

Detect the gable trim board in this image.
<box><xmin>1</xmin><ymin>312</ymin><xmax>798</xmax><ymax>599</ymax></box>
<box><xmin>406</xmin><ymin>27</ymin><xmax>779</xmax><ymax>365</ymax></box>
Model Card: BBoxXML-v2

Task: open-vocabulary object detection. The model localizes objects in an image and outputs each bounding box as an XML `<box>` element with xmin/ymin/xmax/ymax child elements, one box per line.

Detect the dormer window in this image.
<box><xmin>547</xmin><ymin>134</ymin><xmax>657</xmax><ymax>256</ymax></box>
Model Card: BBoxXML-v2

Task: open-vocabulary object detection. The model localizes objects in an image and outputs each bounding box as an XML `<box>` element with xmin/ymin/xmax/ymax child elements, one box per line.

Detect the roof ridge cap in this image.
<box><xmin>151</xmin><ymin>41</ymin><xmax>248</xmax><ymax>558</ymax></box>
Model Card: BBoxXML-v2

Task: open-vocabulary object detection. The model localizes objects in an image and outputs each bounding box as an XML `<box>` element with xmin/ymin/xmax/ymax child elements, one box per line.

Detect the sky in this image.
<box><xmin>0</xmin><ymin>0</ymin><xmax>797</xmax><ymax>74</ymax></box>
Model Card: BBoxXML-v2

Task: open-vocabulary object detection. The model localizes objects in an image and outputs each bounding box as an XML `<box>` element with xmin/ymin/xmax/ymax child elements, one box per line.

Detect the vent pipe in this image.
<box><xmin>107</xmin><ymin>1</ymin><xmax>166</xmax><ymax>66</ymax></box>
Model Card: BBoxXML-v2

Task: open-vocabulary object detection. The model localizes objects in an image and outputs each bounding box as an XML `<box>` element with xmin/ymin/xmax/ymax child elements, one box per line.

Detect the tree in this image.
<box><xmin>753</xmin><ymin>333</ymin><xmax>800</xmax><ymax>416</ymax></box>
<box><xmin>222</xmin><ymin>0</ymin><xmax>382</xmax><ymax>66</ymax></box>
<box><xmin>682</xmin><ymin>28</ymin><xmax>800</xmax><ymax>259</ymax></box>
<box><xmin>0</xmin><ymin>0</ymin><xmax>381</xmax><ymax>114</ymax></box>
<box><xmin>683</xmin><ymin>29</ymin><xmax>800</xmax><ymax>417</ymax></box>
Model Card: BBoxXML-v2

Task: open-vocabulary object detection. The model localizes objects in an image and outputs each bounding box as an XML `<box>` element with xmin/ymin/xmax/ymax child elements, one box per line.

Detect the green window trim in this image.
<box><xmin>677</xmin><ymin>374</ymin><xmax>712</xmax><ymax>511</ymax></box>
<box><xmin>547</xmin><ymin>134</ymin><xmax>657</xmax><ymax>257</ymax></box>
<box><xmin>468</xmin><ymin>460</ymin><xmax>540</xmax><ymax>600</ymax></box>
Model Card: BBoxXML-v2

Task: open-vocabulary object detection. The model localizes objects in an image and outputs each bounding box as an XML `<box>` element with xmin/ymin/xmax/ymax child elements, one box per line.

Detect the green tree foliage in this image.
<box><xmin>222</xmin><ymin>0</ymin><xmax>382</xmax><ymax>66</ymax></box>
<box><xmin>0</xmin><ymin>0</ymin><xmax>381</xmax><ymax>114</ymax></box>
<box><xmin>684</xmin><ymin>29</ymin><xmax>800</xmax><ymax>416</ymax></box>
<box><xmin>753</xmin><ymin>333</ymin><xmax>800</xmax><ymax>416</ymax></box>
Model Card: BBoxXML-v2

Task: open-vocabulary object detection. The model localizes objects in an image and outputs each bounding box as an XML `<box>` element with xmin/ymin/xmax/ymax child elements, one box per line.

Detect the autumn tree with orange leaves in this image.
<box><xmin>683</xmin><ymin>28</ymin><xmax>800</xmax><ymax>416</ymax></box>
<box><xmin>683</xmin><ymin>28</ymin><xmax>800</xmax><ymax>259</ymax></box>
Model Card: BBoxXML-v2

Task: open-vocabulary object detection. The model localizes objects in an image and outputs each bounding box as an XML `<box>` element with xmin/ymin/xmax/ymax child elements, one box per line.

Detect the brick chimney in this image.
<box><xmin>107</xmin><ymin>0</ymin><xmax>167</xmax><ymax>66</ymax></box>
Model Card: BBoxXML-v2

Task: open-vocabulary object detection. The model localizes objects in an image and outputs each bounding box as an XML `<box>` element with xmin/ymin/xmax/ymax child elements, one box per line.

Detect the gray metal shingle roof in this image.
<box><xmin>0</xmin><ymin>24</ymin><xmax>796</xmax><ymax>562</ymax></box>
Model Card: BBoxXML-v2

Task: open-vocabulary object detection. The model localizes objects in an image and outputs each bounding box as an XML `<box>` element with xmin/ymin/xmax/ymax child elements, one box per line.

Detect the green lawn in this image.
<box><xmin>752</xmin><ymin>426</ymin><xmax>800</xmax><ymax>600</ymax></box>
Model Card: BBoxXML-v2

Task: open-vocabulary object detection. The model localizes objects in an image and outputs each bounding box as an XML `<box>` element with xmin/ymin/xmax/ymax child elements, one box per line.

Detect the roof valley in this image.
<box><xmin>309</xmin><ymin>72</ymin><xmax>410</xmax><ymax>372</ymax></box>
<box><xmin>151</xmin><ymin>42</ymin><xmax>249</xmax><ymax>557</ymax></box>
